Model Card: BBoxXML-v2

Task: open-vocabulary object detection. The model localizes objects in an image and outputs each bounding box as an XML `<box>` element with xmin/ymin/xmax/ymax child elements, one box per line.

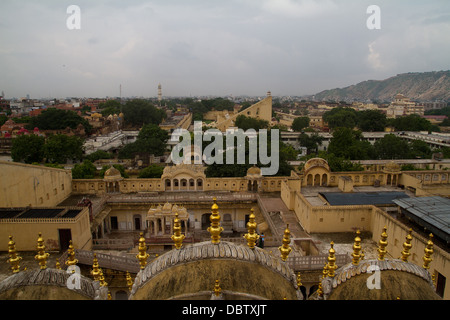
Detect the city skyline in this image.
<box><xmin>1</xmin><ymin>0</ymin><xmax>449</xmax><ymax>99</ymax></box>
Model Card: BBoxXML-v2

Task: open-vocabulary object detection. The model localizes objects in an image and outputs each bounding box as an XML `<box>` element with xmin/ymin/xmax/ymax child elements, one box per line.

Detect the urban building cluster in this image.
<box><xmin>0</xmin><ymin>88</ymin><xmax>449</xmax><ymax>301</ymax></box>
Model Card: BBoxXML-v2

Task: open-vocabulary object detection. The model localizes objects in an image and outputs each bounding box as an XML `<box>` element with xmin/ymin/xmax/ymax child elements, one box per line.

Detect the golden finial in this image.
<box><xmin>171</xmin><ymin>212</ymin><xmax>185</xmax><ymax>249</ymax></box>
<box><xmin>107</xmin><ymin>291</ymin><xmax>112</xmax><ymax>300</ymax></box>
<box><xmin>400</xmin><ymin>229</ymin><xmax>413</xmax><ymax>262</ymax></box>
<box><xmin>296</xmin><ymin>272</ymin><xmax>302</xmax><ymax>288</ymax></box>
<box><xmin>351</xmin><ymin>230</ymin><xmax>362</xmax><ymax>265</ymax></box>
<box><xmin>377</xmin><ymin>226</ymin><xmax>388</xmax><ymax>261</ymax></box>
<box><xmin>244</xmin><ymin>208</ymin><xmax>260</xmax><ymax>249</ymax></box>
<box><xmin>91</xmin><ymin>253</ymin><xmax>102</xmax><ymax>281</ymax></box>
<box><xmin>65</xmin><ymin>240</ymin><xmax>78</xmax><ymax>268</ymax></box>
<box><xmin>35</xmin><ymin>232</ymin><xmax>49</xmax><ymax>269</ymax></box>
<box><xmin>279</xmin><ymin>224</ymin><xmax>292</xmax><ymax>262</ymax></box>
<box><xmin>136</xmin><ymin>232</ymin><xmax>149</xmax><ymax>269</ymax></box>
<box><xmin>318</xmin><ymin>263</ymin><xmax>328</xmax><ymax>298</ymax></box>
<box><xmin>55</xmin><ymin>261</ymin><xmax>62</xmax><ymax>270</ymax></box>
<box><xmin>208</xmin><ymin>197</ymin><xmax>223</xmax><ymax>244</ymax></box>
<box><xmin>422</xmin><ymin>233</ymin><xmax>434</xmax><ymax>269</ymax></box>
<box><xmin>327</xmin><ymin>242</ymin><xmax>337</xmax><ymax>278</ymax></box>
<box><xmin>432</xmin><ymin>274</ymin><xmax>436</xmax><ymax>287</ymax></box>
<box><xmin>213</xmin><ymin>279</ymin><xmax>222</xmax><ymax>297</ymax></box>
<box><xmin>7</xmin><ymin>235</ymin><xmax>22</xmax><ymax>273</ymax></box>
<box><xmin>99</xmin><ymin>268</ymin><xmax>108</xmax><ymax>287</ymax></box>
<box><xmin>126</xmin><ymin>271</ymin><xmax>133</xmax><ymax>292</ymax></box>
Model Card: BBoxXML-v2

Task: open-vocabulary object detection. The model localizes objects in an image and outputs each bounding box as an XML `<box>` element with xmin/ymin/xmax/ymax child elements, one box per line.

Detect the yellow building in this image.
<box><xmin>0</xmin><ymin>157</ymin><xmax>449</xmax><ymax>300</ymax></box>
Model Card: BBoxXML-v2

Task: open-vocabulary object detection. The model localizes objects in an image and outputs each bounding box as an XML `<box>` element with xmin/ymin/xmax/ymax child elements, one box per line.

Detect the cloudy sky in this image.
<box><xmin>0</xmin><ymin>0</ymin><xmax>449</xmax><ymax>99</ymax></box>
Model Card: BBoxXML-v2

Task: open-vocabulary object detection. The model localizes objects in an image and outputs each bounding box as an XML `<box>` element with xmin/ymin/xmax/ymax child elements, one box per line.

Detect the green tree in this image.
<box><xmin>71</xmin><ymin>160</ymin><xmax>97</xmax><ymax>179</ymax></box>
<box><xmin>28</xmin><ymin>108</ymin><xmax>92</xmax><ymax>134</ymax></box>
<box><xmin>392</xmin><ymin>114</ymin><xmax>432</xmax><ymax>132</ymax></box>
<box><xmin>11</xmin><ymin>134</ymin><xmax>45</xmax><ymax>163</ymax></box>
<box><xmin>43</xmin><ymin>134</ymin><xmax>84</xmax><ymax>164</ymax></box>
<box><xmin>118</xmin><ymin>124</ymin><xmax>169</xmax><ymax>159</ymax></box>
<box><xmin>291</xmin><ymin>116</ymin><xmax>310</xmax><ymax>132</ymax></box>
<box><xmin>323</xmin><ymin>107</ymin><xmax>358</xmax><ymax>129</ymax></box>
<box><xmin>235</xmin><ymin>115</ymin><xmax>269</xmax><ymax>131</ymax></box>
<box><xmin>122</xmin><ymin>99</ymin><xmax>166</xmax><ymax>127</ymax></box>
<box><xmin>298</xmin><ymin>133</ymin><xmax>323</xmax><ymax>154</ymax></box>
<box><xmin>409</xmin><ymin>140</ymin><xmax>432</xmax><ymax>159</ymax></box>
<box><xmin>328</xmin><ymin>127</ymin><xmax>374</xmax><ymax>160</ymax></box>
<box><xmin>85</xmin><ymin>150</ymin><xmax>112</xmax><ymax>162</ymax></box>
<box><xmin>357</xmin><ymin>110</ymin><xmax>387</xmax><ymax>131</ymax></box>
<box><xmin>99</xmin><ymin>100</ymin><xmax>121</xmax><ymax>116</ymax></box>
<box><xmin>138</xmin><ymin>165</ymin><xmax>165</xmax><ymax>178</ymax></box>
<box><xmin>373</xmin><ymin>134</ymin><xmax>410</xmax><ymax>159</ymax></box>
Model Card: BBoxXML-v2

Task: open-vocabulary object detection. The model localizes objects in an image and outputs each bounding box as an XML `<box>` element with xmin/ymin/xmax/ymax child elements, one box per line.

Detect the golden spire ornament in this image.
<box><xmin>65</xmin><ymin>240</ymin><xmax>78</xmax><ymax>268</ymax></box>
<box><xmin>55</xmin><ymin>261</ymin><xmax>62</xmax><ymax>270</ymax></box>
<box><xmin>422</xmin><ymin>233</ymin><xmax>434</xmax><ymax>269</ymax></box>
<box><xmin>327</xmin><ymin>242</ymin><xmax>337</xmax><ymax>278</ymax></box>
<box><xmin>296</xmin><ymin>272</ymin><xmax>302</xmax><ymax>288</ymax></box>
<box><xmin>126</xmin><ymin>271</ymin><xmax>133</xmax><ymax>292</ymax></box>
<box><xmin>213</xmin><ymin>279</ymin><xmax>222</xmax><ymax>297</ymax></box>
<box><xmin>99</xmin><ymin>268</ymin><xmax>108</xmax><ymax>287</ymax></box>
<box><xmin>318</xmin><ymin>263</ymin><xmax>328</xmax><ymax>298</ymax></box>
<box><xmin>136</xmin><ymin>232</ymin><xmax>149</xmax><ymax>269</ymax></box>
<box><xmin>7</xmin><ymin>235</ymin><xmax>22</xmax><ymax>273</ymax></box>
<box><xmin>400</xmin><ymin>229</ymin><xmax>413</xmax><ymax>262</ymax></box>
<box><xmin>279</xmin><ymin>224</ymin><xmax>292</xmax><ymax>261</ymax></box>
<box><xmin>91</xmin><ymin>253</ymin><xmax>102</xmax><ymax>281</ymax></box>
<box><xmin>351</xmin><ymin>230</ymin><xmax>362</xmax><ymax>265</ymax></box>
<box><xmin>244</xmin><ymin>208</ymin><xmax>260</xmax><ymax>249</ymax></box>
<box><xmin>35</xmin><ymin>232</ymin><xmax>49</xmax><ymax>269</ymax></box>
<box><xmin>377</xmin><ymin>226</ymin><xmax>388</xmax><ymax>261</ymax></box>
<box><xmin>208</xmin><ymin>197</ymin><xmax>223</xmax><ymax>244</ymax></box>
<box><xmin>171</xmin><ymin>212</ymin><xmax>185</xmax><ymax>249</ymax></box>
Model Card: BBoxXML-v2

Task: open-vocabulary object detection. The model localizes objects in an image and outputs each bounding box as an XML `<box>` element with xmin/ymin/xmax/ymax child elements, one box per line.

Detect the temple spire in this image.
<box><xmin>400</xmin><ymin>229</ymin><xmax>413</xmax><ymax>262</ymax></box>
<box><xmin>422</xmin><ymin>234</ymin><xmax>434</xmax><ymax>269</ymax></box>
<box><xmin>91</xmin><ymin>253</ymin><xmax>102</xmax><ymax>281</ymax></box>
<box><xmin>208</xmin><ymin>197</ymin><xmax>223</xmax><ymax>244</ymax></box>
<box><xmin>65</xmin><ymin>240</ymin><xmax>78</xmax><ymax>269</ymax></box>
<box><xmin>126</xmin><ymin>271</ymin><xmax>134</xmax><ymax>292</ymax></box>
<box><xmin>7</xmin><ymin>235</ymin><xmax>22</xmax><ymax>273</ymax></box>
<box><xmin>351</xmin><ymin>230</ymin><xmax>362</xmax><ymax>265</ymax></box>
<box><xmin>171</xmin><ymin>212</ymin><xmax>185</xmax><ymax>249</ymax></box>
<box><xmin>327</xmin><ymin>242</ymin><xmax>337</xmax><ymax>278</ymax></box>
<box><xmin>35</xmin><ymin>232</ymin><xmax>49</xmax><ymax>269</ymax></box>
<box><xmin>136</xmin><ymin>232</ymin><xmax>149</xmax><ymax>269</ymax></box>
<box><xmin>244</xmin><ymin>208</ymin><xmax>260</xmax><ymax>249</ymax></box>
<box><xmin>377</xmin><ymin>226</ymin><xmax>388</xmax><ymax>261</ymax></box>
<box><xmin>279</xmin><ymin>224</ymin><xmax>292</xmax><ymax>261</ymax></box>
<box><xmin>213</xmin><ymin>279</ymin><xmax>222</xmax><ymax>297</ymax></box>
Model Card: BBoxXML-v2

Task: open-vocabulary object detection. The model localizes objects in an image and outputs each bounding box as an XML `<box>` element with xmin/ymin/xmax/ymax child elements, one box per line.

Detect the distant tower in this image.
<box><xmin>158</xmin><ymin>83</ymin><xmax>162</xmax><ymax>103</ymax></box>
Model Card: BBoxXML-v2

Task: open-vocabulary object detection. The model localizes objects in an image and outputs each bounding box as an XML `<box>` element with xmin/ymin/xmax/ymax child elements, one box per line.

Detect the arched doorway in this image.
<box><xmin>165</xmin><ymin>179</ymin><xmax>171</xmax><ymax>191</ymax></box>
<box><xmin>322</xmin><ymin>174</ymin><xmax>328</xmax><ymax>186</ymax></box>
<box><xmin>133</xmin><ymin>214</ymin><xmax>141</xmax><ymax>230</ymax></box>
<box><xmin>201</xmin><ymin>213</ymin><xmax>211</xmax><ymax>230</ymax></box>
<box><xmin>314</xmin><ymin>174</ymin><xmax>321</xmax><ymax>186</ymax></box>
<box><xmin>307</xmin><ymin>174</ymin><xmax>313</xmax><ymax>186</ymax></box>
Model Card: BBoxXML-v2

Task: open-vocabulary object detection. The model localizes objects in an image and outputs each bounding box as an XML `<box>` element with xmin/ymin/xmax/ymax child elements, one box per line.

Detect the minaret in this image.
<box><xmin>158</xmin><ymin>83</ymin><xmax>162</xmax><ymax>103</ymax></box>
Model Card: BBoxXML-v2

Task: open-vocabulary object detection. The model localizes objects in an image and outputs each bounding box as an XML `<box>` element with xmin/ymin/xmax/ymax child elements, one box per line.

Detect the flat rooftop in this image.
<box><xmin>320</xmin><ymin>191</ymin><xmax>409</xmax><ymax>206</ymax></box>
<box><xmin>393</xmin><ymin>196</ymin><xmax>450</xmax><ymax>244</ymax></box>
<box><xmin>0</xmin><ymin>207</ymin><xmax>83</xmax><ymax>219</ymax></box>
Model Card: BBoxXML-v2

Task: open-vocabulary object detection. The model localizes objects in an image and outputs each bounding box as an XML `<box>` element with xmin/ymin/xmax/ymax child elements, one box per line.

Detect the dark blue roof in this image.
<box><xmin>320</xmin><ymin>191</ymin><xmax>409</xmax><ymax>206</ymax></box>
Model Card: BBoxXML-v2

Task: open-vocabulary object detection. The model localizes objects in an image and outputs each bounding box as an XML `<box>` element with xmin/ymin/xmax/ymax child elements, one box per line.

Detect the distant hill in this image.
<box><xmin>312</xmin><ymin>71</ymin><xmax>450</xmax><ymax>102</ymax></box>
